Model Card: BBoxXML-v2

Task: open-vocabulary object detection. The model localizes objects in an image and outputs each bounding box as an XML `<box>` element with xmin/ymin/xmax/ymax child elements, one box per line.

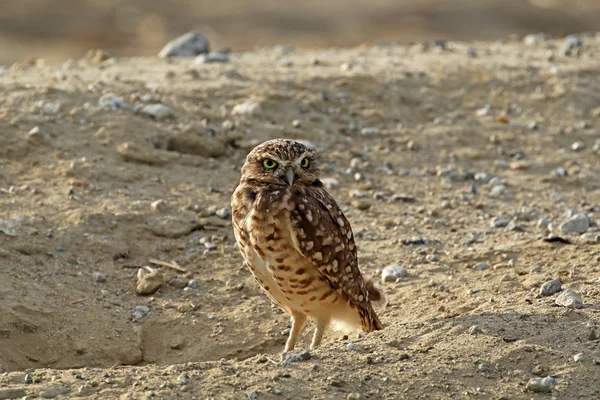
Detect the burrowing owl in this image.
<box><xmin>231</xmin><ymin>139</ymin><xmax>385</xmax><ymax>352</ymax></box>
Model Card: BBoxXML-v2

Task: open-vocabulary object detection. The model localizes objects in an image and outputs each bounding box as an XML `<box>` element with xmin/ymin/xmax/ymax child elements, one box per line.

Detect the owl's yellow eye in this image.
<box><xmin>262</xmin><ymin>159</ymin><xmax>278</xmax><ymax>169</ymax></box>
<box><xmin>300</xmin><ymin>158</ymin><xmax>310</xmax><ymax>168</ymax></box>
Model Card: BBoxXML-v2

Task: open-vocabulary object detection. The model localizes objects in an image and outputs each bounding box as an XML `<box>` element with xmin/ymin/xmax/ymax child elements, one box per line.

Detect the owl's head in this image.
<box><xmin>240</xmin><ymin>139</ymin><xmax>320</xmax><ymax>186</ymax></box>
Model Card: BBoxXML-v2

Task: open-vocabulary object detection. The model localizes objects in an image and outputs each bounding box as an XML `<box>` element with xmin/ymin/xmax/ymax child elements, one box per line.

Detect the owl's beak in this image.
<box><xmin>285</xmin><ymin>170</ymin><xmax>295</xmax><ymax>186</ymax></box>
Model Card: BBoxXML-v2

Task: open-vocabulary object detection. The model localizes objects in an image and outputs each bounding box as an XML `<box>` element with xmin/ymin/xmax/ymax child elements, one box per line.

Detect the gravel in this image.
<box><xmin>559</xmin><ymin>213</ymin><xmax>590</xmax><ymax>235</ymax></box>
<box><xmin>555</xmin><ymin>290</ymin><xmax>583</xmax><ymax>309</ymax></box>
<box><xmin>539</xmin><ymin>279</ymin><xmax>561</xmax><ymax>296</ymax></box>
<box><xmin>526</xmin><ymin>376</ymin><xmax>556</xmax><ymax>393</ymax></box>
<box><xmin>92</xmin><ymin>272</ymin><xmax>107</xmax><ymax>283</ymax></box>
<box><xmin>98</xmin><ymin>93</ymin><xmax>129</xmax><ymax>110</ymax></box>
<box><xmin>473</xmin><ymin>262</ymin><xmax>489</xmax><ymax>271</ymax></box>
<box><xmin>468</xmin><ymin>325</ymin><xmax>482</xmax><ymax>335</ymax></box>
<box><xmin>361</xmin><ymin>127</ymin><xmax>381</xmax><ymax>136</ymax></box>
<box><xmin>232</xmin><ymin>101</ymin><xmax>262</xmax><ymax>116</ymax></box>
<box><xmin>573</xmin><ymin>353</ymin><xmax>585</xmax><ymax>362</ymax></box>
<box><xmin>489</xmin><ymin>185</ymin><xmax>507</xmax><ymax>198</ymax></box>
<box><xmin>132</xmin><ymin>305</ymin><xmax>150</xmax><ymax>322</ymax></box>
<box><xmin>136</xmin><ymin>269</ymin><xmax>165</xmax><ymax>295</ymax></box>
<box><xmin>139</xmin><ymin>104</ymin><xmax>174</xmax><ymax>120</ymax></box>
<box><xmin>490</xmin><ymin>217</ymin><xmax>508</xmax><ymax>228</ymax></box>
<box><xmin>563</xmin><ymin>35</ymin><xmax>583</xmax><ymax>55</ymax></box>
<box><xmin>381</xmin><ymin>265</ymin><xmax>408</xmax><ymax>282</ymax></box>
<box><xmin>216</xmin><ymin>207</ymin><xmax>231</xmax><ymax>219</ymax></box>
<box><xmin>159</xmin><ymin>32</ymin><xmax>210</xmax><ymax>58</ymax></box>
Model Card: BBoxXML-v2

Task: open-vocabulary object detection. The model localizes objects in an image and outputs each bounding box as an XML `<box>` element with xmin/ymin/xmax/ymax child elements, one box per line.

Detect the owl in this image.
<box><xmin>231</xmin><ymin>139</ymin><xmax>385</xmax><ymax>353</ymax></box>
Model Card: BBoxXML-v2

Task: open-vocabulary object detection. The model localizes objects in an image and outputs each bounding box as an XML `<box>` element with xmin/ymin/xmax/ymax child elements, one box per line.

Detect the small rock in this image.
<box><xmin>151</xmin><ymin>200</ymin><xmax>166</xmax><ymax>211</ymax></box>
<box><xmin>292</xmin><ymin>119</ymin><xmax>301</xmax><ymax>128</ymax></box>
<box><xmin>159</xmin><ymin>32</ymin><xmax>210</xmax><ymax>58</ymax></box>
<box><xmin>559</xmin><ymin>213</ymin><xmax>590</xmax><ymax>235</ymax></box>
<box><xmin>537</xmin><ymin>217</ymin><xmax>550</xmax><ymax>232</ymax></box>
<box><xmin>136</xmin><ymin>269</ymin><xmax>165</xmax><ymax>295</ymax></box>
<box><xmin>132</xmin><ymin>305</ymin><xmax>150</xmax><ymax>322</ymax></box>
<box><xmin>347</xmin><ymin>342</ymin><xmax>356</xmax><ymax>350</ymax></box>
<box><xmin>140</xmin><ymin>104</ymin><xmax>174</xmax><ymax>121</ymax></box>
<box><xmin>583</xmin><ymin>232</ymin><xmax>600</xmax><ymax>244</ymax></box>
<box><xmin>491</xmin><ymin>217</ymin><xmax>508</xmax><ymax>228</ymax></box>
<box><xmin>42</xmin><ymin>102</ymin><xmax>61</xmax><ymax>115</ymax></box>
<box><xmin>282</xmin><ymin>350</ymin><xmax>311</xmax><ymax>366</ymax></box>
<box><xmin>177</xmin><ymin>373</ymin><xmax>189</xmax><ymax>385</ymax></box>
<box><xmin>571</xmin><ymin>141</ymin><xmax>585</xmax><ymax>152</ymax></box>
<box><xmin>93</xmin><ymin>272</ymin><xmax>107</xmax><ymax>283</ymax></box>
<box><xmin>194</xmin><ymin>52</ymin><xmax>229</xmax><ymax>64</ymax></box>
<box><xmin>275</xmin><ymin>44</ymin><xmax>294</xmax><ymax>54</ymax></box>
<box><xmin>539</xmin><ymin>279</ymin><xmax>561</xmax><ymax>296</ymax></box>
<box><xmin>204</xmin><ymin>242</ymin><xmax>217</xmax><ymax>250</ymax></box>
<box><xmin>476</xmin><ymin>104</ymin><xmax>491</xmax><ymax>116</ymax></box>
<box><xmin>347</xmin><ymin>394</ymin><xmax>363</xmax><ymax>400</ymax></box>
<box><xmin>187</xmin><ymin>279</ymin><xmax>199</xmax><ymax>289</ymax></box>
<box><xmin>555</xmin><ymin>290</ymin><xmax>583</xmax><ymax>309</ymax></box>
<box><xmin>87</xmin><ymin>49</ymin><xmax>114</xmax><ymax>63</ymax></box>
<box><xmin>222</xmin><ymin>120</ymin><xmax>235</xmax><ymax>130</ymax></box>
<box><xmin>381</xmin><ymin>265</ymin><xmax>407</xmax><ymax>282</ymax></box>
<box><xmin>352</xmin><ymin>200</ymin><xmax>371</xmax><ymax>210</ymax></box>
<box><xmin>529</xmin><ymin>265</ymin><xmax>542</xmax><ymax>274</ymax></box>
<box><xmin>474</xmin><ymin>262</ymin><xmax>489</xmax><ymax>271</ymax></box>
<box><xmin>320</xmin><ymin>178</ymin><xmax>339</xmax><ymax>189</ymax></box>
<box><xmin>573</xmin><ymin>353</ymin><xmax>585</xmax><ymax>362</ymax></box>
<box><xmin>99</xmin><ymin>93</ymin><xmax>129</xmax><ymax>110</ymax></box>
<box><xmin>506</xmin><ymin>220</ymin><xmax>524</xmax><ymax>232</ymax></box>
<box><xmin>169</xmin><ymin>278</ymin><xmax>188</xmax><ymax>289</ymax></box>
<box><xmin>523</xmin><ymin>33</ymin><xmax>549</xmax><ymax>46</ymax></box>
<box><xmin>0</xmin><ymin>388</ymin><xmax>27</xmax><ymax>399</ymax></box>
<box><xmin>216</xmin><ymin>207</ymin><xmax>231</xmax><ymax>219</ymax></box>
<box><xmin>24</xmin><ymin>374</ymin><xmax>33</xmax><ymax>384</ymax></box>
<box><xmin>232</xmin><ymin>101</ymin><xmax>262</xmax><ymax>116</ymax></box>
<box><xmin>247</xmin><ymin>391</ymin><xmax>259</xmax><ymax>399</ymax></box>
<box><xmin>26</xmin><ymin>126</ymin><xmax>51</xmax><ymax>143</ymax></box>
<box><xmin>563</xmin><ymin>35</ymin><xmax>583</xmax><ymax>56</ymax></box>
<box><xmin>426</xmin><ymin>254</ymin><xmax>440</xmax><ymax>262</ymax></box>
<box><xmin>489</xmin><ymin>185</ymin><xmax>507</xmax><ymax>198</ymax></box>
<box><xmin>526</xmin><ymin>376</ymin><xmax>556</xmax><ymax>393</ymax></box>
<box><xmin>361</xmin><ymin>127</ymin><xmax>381</xmax><ymax>136</ymax></box>
<box><xmin>468</xmin><ymin>325</ymin><xmax>482</xmax><ymax>335</ymax></box>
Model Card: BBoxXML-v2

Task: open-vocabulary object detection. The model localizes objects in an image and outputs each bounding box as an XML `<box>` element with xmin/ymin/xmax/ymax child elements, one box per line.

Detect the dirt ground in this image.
<box><xmin>1</xmin><ymin>33</ymin><xmax>600</xmax><ymax>399</ymax></box>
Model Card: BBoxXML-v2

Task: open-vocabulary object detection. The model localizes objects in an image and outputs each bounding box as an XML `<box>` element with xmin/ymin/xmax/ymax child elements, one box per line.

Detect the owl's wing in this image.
<box><xmin>290</xmin><ymin>185</ymin><xmax>383</xmax><ymax>331</ymax></box>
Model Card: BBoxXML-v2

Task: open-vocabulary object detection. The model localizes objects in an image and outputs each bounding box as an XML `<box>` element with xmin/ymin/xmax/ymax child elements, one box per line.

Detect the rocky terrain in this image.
<box><xmin>1</xmin><ymin>32</ymin><xmax>600</xmax><ymax>399</ymax></box>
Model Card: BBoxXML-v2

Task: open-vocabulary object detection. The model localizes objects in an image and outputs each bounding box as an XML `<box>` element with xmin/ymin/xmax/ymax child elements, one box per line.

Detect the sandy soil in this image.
<box><xmin>1</xmin><ymin>33</ymin><xmax>600</xmax><ymax>399</ymax></box>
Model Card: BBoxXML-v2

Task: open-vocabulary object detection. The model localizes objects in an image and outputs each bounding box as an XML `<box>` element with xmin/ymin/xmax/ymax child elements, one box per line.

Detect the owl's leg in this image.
<box><xmin>284</xmin><ymin>312</ymin><xmax>307</xmax><ymax>353</ymax></box>
<box><xmin>310</xmin><ymin>318</ymin><xmax>330</xmax><ymax>349</ymax></box>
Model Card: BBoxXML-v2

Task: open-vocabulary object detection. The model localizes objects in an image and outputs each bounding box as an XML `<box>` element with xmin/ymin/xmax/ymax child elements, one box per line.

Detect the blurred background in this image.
<box><xmin>1</xmin><ymin>0</ymin><xmax>599</xmax><ymax>64</ymax></box>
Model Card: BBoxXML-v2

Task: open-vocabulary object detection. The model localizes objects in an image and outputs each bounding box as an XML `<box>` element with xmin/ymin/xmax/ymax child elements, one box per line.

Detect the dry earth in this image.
<box><xmin>1</xmin><ymin>33</ymin><xmax>600</xmax><ymax>399</ymax></box>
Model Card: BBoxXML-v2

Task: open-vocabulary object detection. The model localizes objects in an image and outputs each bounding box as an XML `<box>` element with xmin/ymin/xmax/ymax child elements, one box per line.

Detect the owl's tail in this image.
<box><xmin>360</xmin><ymin>273</ymin><xmax>387</xmax><ymax>332</ymax></box>
<box><xmin>362</xmin><ymin>273</ymin><xmax>387</xmax><ymax>309</ymax></box>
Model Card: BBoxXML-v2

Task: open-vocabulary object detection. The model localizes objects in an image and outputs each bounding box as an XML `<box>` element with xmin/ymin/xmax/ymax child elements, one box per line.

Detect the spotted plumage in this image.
<box><xmin>231</xmin><ymin>139</ymin><xmax>385</xmax><ymax>352</ymax></box>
